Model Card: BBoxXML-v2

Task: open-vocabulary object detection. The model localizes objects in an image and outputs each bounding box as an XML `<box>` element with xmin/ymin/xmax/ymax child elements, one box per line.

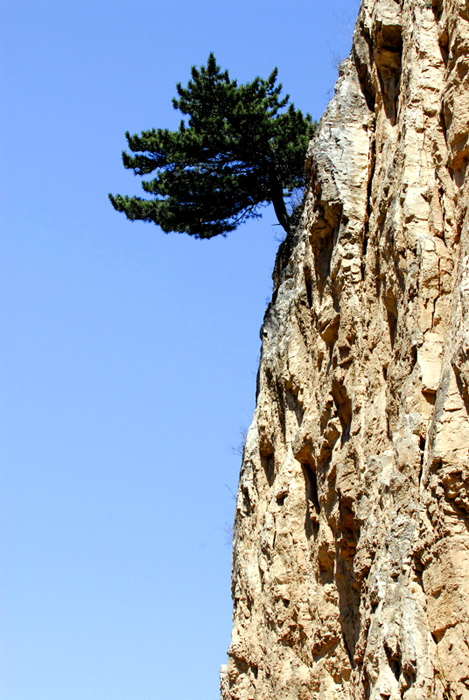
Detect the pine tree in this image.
<box><xmin>109</xmin><ymin>53</ymin><xmax>315</xmax><ymax>239</ymax></box>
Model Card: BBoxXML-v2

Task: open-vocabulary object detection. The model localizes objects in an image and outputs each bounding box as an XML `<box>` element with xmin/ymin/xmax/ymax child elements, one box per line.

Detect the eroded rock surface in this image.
<box><xmin>221</xmin><ymin>0</ymin><xmax>469</xmax><ymax>698</ymax></box>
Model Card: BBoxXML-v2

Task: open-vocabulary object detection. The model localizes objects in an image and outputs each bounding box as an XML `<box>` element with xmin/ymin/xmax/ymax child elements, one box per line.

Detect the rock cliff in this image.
<box><xmin>221</xmin><ymin>0</ymin><xmax>469</xmax><ymax>698</ymax></box>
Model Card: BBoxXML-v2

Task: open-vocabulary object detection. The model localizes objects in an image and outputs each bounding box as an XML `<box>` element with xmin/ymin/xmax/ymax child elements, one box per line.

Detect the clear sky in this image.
<box><xmin>1</xmin><ymin>2</ymin><xmax>359</xmax><ymax>699</ymax></box>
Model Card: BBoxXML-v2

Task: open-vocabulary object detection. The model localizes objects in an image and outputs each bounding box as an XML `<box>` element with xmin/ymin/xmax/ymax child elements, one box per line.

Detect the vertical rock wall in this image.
<box><xmin>221</xmin><ymin>0</ymin><xmax>469</xmax><ymax>698</ymax></box>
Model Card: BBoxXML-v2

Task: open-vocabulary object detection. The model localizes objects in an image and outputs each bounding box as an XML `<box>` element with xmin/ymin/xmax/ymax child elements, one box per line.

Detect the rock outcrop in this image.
<box><xmin>221</xmin><ymin>0</ymin><xmax>469</xmax><ymax>698</ymax></box>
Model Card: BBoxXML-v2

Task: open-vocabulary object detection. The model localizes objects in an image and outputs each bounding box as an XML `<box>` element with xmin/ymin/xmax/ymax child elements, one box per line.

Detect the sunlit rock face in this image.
<box><xmin>221</xmin><ymin>0</ymin><xmax>469</xmax><ymax>698</ymax></box>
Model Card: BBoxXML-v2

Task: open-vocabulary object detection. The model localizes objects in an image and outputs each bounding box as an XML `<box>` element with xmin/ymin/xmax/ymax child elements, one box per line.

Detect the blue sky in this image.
<box><xmin>1</xmin><ymin>1</ymin><xmax>358</xmax><ymax>699</ymax></box>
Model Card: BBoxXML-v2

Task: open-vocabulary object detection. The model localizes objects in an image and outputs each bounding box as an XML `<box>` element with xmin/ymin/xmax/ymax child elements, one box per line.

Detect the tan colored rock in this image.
<box><xmin>222</xmin><ymin>0</ymin><xmax>469</xmax><ymax>698</ymax></box>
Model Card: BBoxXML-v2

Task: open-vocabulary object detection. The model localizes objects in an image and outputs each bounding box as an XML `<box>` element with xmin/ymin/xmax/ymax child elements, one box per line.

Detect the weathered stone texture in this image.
<box><xmin>221</xmin><ymin>0</ymin><xmax>469</xmax><ymax>698</ymax></box>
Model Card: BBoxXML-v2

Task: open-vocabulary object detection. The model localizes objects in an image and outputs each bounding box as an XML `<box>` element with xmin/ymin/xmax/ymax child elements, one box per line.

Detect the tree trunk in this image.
<box><xmin>269</xmin><ymin>167</ymin><xmax>291</xmax><ymax>234</ymax></box>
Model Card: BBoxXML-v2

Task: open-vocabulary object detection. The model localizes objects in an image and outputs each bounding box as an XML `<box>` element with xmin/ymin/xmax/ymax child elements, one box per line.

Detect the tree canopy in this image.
<box><xmin>109</xmin><ymin>53</ymin><xmax>315</xmax><ymax>238</ymax></box>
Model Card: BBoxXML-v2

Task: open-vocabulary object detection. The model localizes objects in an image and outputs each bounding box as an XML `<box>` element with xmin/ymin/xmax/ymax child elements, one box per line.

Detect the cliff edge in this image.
<box><xmin>221</xmin><ymin>0</ymin><xmax>469</xmax><ymax>698</ymax></box>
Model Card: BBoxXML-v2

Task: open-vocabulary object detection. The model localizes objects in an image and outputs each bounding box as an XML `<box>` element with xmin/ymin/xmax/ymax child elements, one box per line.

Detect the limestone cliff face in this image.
<box><xmin>221</xmin><ymin>0</ymin><xmax>469</xmax><ymax>698</ymax></box>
